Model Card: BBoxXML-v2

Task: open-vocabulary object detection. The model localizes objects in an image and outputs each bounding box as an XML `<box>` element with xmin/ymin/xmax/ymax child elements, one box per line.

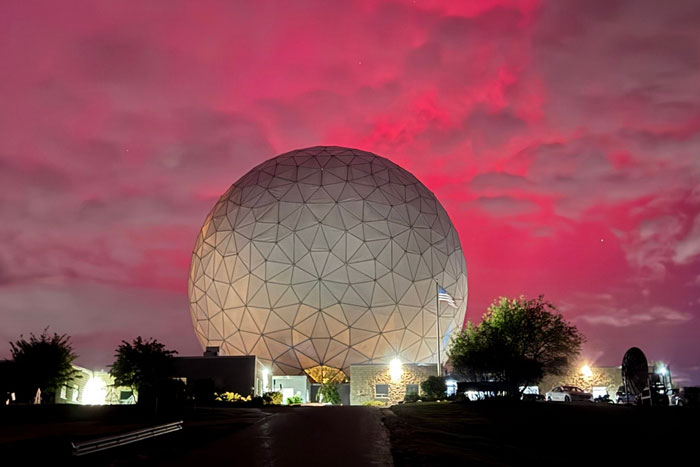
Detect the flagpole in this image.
<box><xmin>435</xmin><ymin>280</ymin><xmax>441</xmax><ymax>377</ymax></box>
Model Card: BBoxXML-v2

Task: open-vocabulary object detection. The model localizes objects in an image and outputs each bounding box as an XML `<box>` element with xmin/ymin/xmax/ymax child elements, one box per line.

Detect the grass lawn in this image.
<box><xmin>385</xmin><ymin>400</ymin><xmax>698</xmax><ymax>466</ymax></box>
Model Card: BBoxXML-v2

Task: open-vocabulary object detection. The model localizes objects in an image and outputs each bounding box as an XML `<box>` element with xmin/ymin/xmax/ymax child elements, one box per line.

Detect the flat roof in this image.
<box><xmin>174</xmin><ymin>355</ymin><xmax>256</xmax><ymax>360</ymax></box>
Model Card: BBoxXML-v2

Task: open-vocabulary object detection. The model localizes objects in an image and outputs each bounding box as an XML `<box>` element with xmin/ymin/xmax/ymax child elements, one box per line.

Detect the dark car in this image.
<box><xmin>616</xmin><ymin>386</ymin><xmax>638</xmax><ymax>404</ymax></box>
<box><xmin>640</xmin><ymin>381</ymin><xmax>669</xmax><ymax>406</ymax></box>
<box><xmin>670</xmin><ymin>387</ymin><xmax>700</xmax><ymax>407</ymax></box>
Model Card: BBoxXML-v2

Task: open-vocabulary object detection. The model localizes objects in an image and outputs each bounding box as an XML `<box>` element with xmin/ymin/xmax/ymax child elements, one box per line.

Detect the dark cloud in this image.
<box><xmin>470</xmin><ymin>172</ymin><xmax>532</xmax><ymax>191</ymax></box>
<box><xmin>470</xmin><ymin>195</ymin><xmax>539</xmax><ymax>217</ymax></box>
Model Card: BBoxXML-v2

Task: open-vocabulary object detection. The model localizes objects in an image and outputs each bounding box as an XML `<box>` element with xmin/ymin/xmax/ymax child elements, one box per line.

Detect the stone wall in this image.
<box><xmin>539</xmin><ymin>366</ymin><xmax>622</xmax><ymax>399</ymax></box>
<box><xmin>349</xmin><ymin>363</ymin><xmax>437</xmax><ymax>405</ymax></box>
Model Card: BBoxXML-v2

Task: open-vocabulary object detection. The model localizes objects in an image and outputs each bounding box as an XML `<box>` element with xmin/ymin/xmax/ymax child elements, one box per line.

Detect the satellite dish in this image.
<box><xmin>622</xmin><ymin>347</ymin><xmax>648</xmax><ymax>396</ymax></box>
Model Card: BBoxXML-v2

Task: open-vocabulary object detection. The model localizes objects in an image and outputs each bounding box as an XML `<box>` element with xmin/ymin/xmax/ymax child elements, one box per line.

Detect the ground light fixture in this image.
<box><xmin>390</xmin><ymin>358</ymin><xmax>403</xmax><ymax>381</ymax></box>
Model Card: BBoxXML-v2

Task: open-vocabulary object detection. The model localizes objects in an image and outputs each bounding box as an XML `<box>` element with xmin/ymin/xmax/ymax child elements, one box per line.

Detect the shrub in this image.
<box><xmin>215</xmin><ymin>392</ymin><xmax>251</xmax><ymax>403</ymax></box>
<box><xmin>263</xmin><ymin>391</ymin><xmax>283</xmax><ymax>405</ymax></box>
<box><xmin>317</xmin><ymin>381</ymin><xmax>341</xmax><ymax>405</ymax></box>
<box><xmin>448</xmin><ymin>392</ymin><xmax>469</xmax><ymax>402</ymax></box>
<box><xmin>363</xmin><ymin>400</ymin><xmax>386</xmax><ymax>406</ymax></box>
<box><xmin>250</xmin><ymin>396</ymin><xmax>265</xmax><ymax>407</ymax></box>
<box><xmin>286</xmin><ymin>395</ymin><xmax>303</xmax><ymax>405</ymax></box>
<box><xmin>404</xmin><ymin>393</ymin><xmax>420</xmax><ymax>403</ymax></box>
<box><xmin>421</xmin><ymin>376</ymin><xmax>447</xmax><ymax>400</ymax></box>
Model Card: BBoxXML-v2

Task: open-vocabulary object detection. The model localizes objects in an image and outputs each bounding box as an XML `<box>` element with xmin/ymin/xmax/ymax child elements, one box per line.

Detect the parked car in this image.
<box><xmin>521</xmin><ymin>393</ymin><xmax>545</xmax><ymax>401</ymax></box>
<box><xmin>616</xmin><ymin>386</ymin><xmax>638</xmax><ymax>404</ymax></box>
<box><xmin>670</xmin><ymin>387</ymin><xmax>700</xmax><ymax>407</ymax></box>
<box><xmin>640</xmin><ymin>381</ymin><xmax>669</xmax><ymax>406</ymax></box>
<box><xmin>545</xmin><ymin>386</ymin><xmax>593</xmax><ymax>402</ymax></box>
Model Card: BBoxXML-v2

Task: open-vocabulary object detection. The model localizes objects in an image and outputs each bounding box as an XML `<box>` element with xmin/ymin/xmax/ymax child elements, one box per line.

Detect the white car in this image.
<box><xmin>546</xmin><ymin>385</ymin><xmax>593</xmax><ymax>402</ymax></box>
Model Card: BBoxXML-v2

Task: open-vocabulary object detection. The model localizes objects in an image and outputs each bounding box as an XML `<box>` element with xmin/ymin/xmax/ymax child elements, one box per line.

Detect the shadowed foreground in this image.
<box><xmin>385</xmin><ymin>400</ymin><xmax>698</xmax><ymax>466</ymax></box>
<box><xmin>3</xmin><ymin>402</ymin><xmax>696</xmax><ymax>466</ymax></box>
<box><xmin>0</xmin><ymin>405</ymin><xmax>393</xmax><ymax>466</ymax></box>
<box><xmin>156</xmin><ymin>406</ymin><xmax>393</xmax><ymax>467</ymax></box>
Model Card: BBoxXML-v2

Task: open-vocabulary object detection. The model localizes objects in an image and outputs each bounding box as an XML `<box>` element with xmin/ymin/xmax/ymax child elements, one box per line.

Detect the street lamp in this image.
<box><xmin>83</xmin><ymin>376</ymin><xmax>107</xmax><ymax>405</ymax></box>
<box><xmin>580</xmin><ymin>364</ymin><xmax>593</xmax><ymax>378</ymax></box>
<box><xmin>390</xmin><ymin>358</ymin><xmax>403</xmax><ymax>381</ymax></box>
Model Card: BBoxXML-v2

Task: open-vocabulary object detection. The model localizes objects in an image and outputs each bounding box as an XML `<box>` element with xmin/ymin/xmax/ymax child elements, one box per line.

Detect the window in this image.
<box><xmin>60</xmin><ymin>386</ymin><xmax>67</xmax><ymax>399</ymax></box>
<box><xmin>119</xmin><ymin>391</ymin><xmax>135</xmax><ymax>404</ymax></box>
<box><xmin>375</xmin><ymin>384</ymin><xmax>389</xmax><ymax>398</ymax></box>
<box><xmin>71</xmin><ymin>385</ymin><xmax>79</xmax><ymax>402</ymax></box>
<box><xmin>405</xmin><ymin>384</ymin><xmax>419</xmax><ymax>395</ymax></box>
<box><xmin>446</xmin><ymin>380</ymin><xmax>457</xmax><ymax>396</ymax></box>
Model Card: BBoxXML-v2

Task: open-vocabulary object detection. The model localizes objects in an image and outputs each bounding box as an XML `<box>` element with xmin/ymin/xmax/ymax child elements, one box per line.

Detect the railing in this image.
<box><xmin>71</xmin><ymin>420</ymin><xmax>183</xmax><ymax>456</ymax></box>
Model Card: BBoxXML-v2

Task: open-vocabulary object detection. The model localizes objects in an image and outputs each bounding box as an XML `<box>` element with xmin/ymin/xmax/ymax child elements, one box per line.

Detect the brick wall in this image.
<box><xmin>350</xmin><ymin>363</ymin><xmax>437</xmax><ymax>405</ymax></box>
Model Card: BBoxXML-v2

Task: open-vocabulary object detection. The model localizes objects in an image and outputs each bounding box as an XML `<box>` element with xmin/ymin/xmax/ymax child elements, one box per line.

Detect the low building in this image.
<box><xmin>55</xmin><ymin>365</ymin><xmax>135</xmax><ymax>405</ymax></box>
<box><xmin>272</xmin><ymin>374</ymin><xmax>311</xmax><ymax>403</ymax></box>
<box><xmin>350</xmin><ymin>362</ymin><xmax>437</xmax><ymax>405</ymax></box>
<box><xmin>172</xmin><ymin>349</ymin><xmax>269</xmax><ymax>399</ymax></box>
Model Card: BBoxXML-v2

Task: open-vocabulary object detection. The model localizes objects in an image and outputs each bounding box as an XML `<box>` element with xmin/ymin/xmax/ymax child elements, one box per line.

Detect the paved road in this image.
<box><xmin>163</xmin><ymin>406</ymin><xmax>393</xmax><ymax>467</ymax></box>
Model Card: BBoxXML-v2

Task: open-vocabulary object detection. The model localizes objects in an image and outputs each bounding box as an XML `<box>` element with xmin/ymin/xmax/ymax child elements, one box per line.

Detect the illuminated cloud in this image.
<box><xmin>0</xmin><ymin>0</ymin><xmax>699</xmax><ymax>382</ymax></box>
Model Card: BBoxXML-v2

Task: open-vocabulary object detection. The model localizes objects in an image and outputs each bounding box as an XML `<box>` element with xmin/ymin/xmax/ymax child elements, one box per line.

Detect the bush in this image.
<box><xmin>286</xmin><ymin>395</ymin><xmax>303</xmax><ymax>405</ymax></box>
<box><xmin>250</xmin><ymin>396</ymin><xmax>265</xmax><ymax>407</ymax></box>
<box><xmin>421</xmin><ymin>376</ymin><xmax>447</xmax><ymax>400</ymax></box>
<box><xmin>447</xmin><ymin>392</ymin><xmax>469</xmax><ymax>402</ymax></box>
<box><xmin>214</xmin><ymin>392</ymin><xmax>251</xmax><ymax>403</ymax></box>
<box><xmin>263</xmin><ymin>391</ymin><xmax>283</xmax><ymax>405</ymax></box>
<box><xmin>317</xmin><ymin>382</ymin><xmax>341</xmax><ymax>405</ymax></box>
<box><xmin>404</xmin><ymin>393</ymin><xmax>420</xmax><ymax>403</ymax></box>
<box><xmin>363</xmin><ymin>400</ymin><xmax>386</xmax><ymax>406</ymax></box>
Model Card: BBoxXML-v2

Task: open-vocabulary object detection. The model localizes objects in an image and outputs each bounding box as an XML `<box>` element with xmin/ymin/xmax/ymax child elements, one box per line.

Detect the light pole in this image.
<box><xmin>435</xmin><ymin>280</ymin><xmax>441</xmax><ymax>377</ymax></box>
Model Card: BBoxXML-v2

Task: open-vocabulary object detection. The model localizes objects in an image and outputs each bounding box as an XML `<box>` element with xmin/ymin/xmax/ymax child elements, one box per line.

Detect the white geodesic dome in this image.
<box><xmin>188</xmin><ymin>146</ymin><xmax>467</xmax><ymax>375</ymax></box>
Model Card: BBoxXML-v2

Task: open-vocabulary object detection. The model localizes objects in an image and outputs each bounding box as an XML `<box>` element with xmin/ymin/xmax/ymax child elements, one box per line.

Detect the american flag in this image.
<box><xmin>438</xmin><ymin>285</ymin><xmax>457</xmax><ymax>308</ymax></box>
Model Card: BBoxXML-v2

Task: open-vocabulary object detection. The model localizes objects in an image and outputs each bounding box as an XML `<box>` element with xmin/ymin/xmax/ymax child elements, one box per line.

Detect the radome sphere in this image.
<box><xmin>188</xmin><ymin>146</ymin><xmax>467</xmax><ymax>375</ymax></box>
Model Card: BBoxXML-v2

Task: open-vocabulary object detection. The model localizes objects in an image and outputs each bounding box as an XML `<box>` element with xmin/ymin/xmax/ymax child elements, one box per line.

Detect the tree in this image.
<box><xmin>421</xmin><ymin>376</ymin><xmax>447</xmax><ymax>400</ymax></box>
<box><xmin>317</xmin><ymin>381</ymin><xmax>341</xmax><ymax>404</ymax></box>
<box><xmin>109</xmin><ymin>337</ymin><xmax>177</xmax><ymax>405</ymax></box>
<box><xmin>448</xmin><ymin>296</ymin><xmax>584</xmax><ymax>397</ymax></box>
<box><xmin>9</xmin><ymin>328</ymin><xmax>79</xmax><ymax>403</ymax></box>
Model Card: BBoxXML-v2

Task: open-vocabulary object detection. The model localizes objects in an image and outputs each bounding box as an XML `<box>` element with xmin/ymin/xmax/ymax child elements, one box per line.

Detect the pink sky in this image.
<box><xmin>1</xmin><ymin>0</ymin><xmax>699</xmax><ymax>384</ymax></box>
